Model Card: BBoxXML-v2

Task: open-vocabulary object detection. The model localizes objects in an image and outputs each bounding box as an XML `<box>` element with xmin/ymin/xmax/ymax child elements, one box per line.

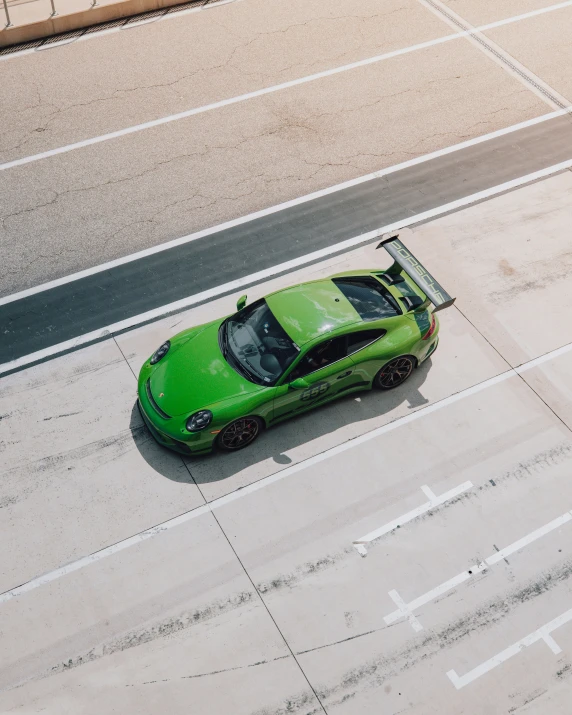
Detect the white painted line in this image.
<box><xmin>0</xmin><ymin>0</ymin><xmax>242</xmax><ymax>62</ymax></box>
<box><xmin>385</xmin><ymin>512</ymin><xmax>572</xmax><ymax>630</ymax></box>
<box><xmin>2</xmin><ymin>106</ymin><xmax>570</xmax><ymax>308</ymax></box>
<box><xmin>485</xmin><ymin>513</ymin><xmax>572</xmax><ymax>566</ymax></box>
<box><xmin>2</xmin><ymin>0</ymin><xmax>571</xmax><ymax>167</ymax></box>
<box><xmin>447</xmin><ymin>606</ymin><xmax>572</xmax><ymax>689</ymax></box>
<box><xmin>4</xmin><ymin>154</ymin><xmax>572</xmax><ymax>377</ymax></box>
<box><xmin>388</xmin><ymin>590</ymin><xmax>424</xmax><ymax>632</ymax></box>
<box><xmin>2</xmin><ymin>341</ymin><xmax>572</xmax><ymax>605</ymax></box>
<box><xmin>419</xmin><ymin>0</ymin><xmax>571</xmax><ymax>110</ymax></box>
<box><xmin>352</xmin><ymin>482</ymin><xmax>473</xmax><ymax>556</ymax></box>
<box><xmin>0</xmin><ymin>503</ymin><xmax>209</xmax><ymax>605</ymax></box>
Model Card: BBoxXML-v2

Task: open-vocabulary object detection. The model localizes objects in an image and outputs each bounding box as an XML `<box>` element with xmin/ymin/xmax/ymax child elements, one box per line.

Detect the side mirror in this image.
<box><xmin>289</xmin><ymin>377</ymin><xmax>309</xmax><ymax>390</ymax></box>
<box><xmin>236</xmin><ymin>294</ymin><xmax>247</xmax><ymax>311</ymax></box>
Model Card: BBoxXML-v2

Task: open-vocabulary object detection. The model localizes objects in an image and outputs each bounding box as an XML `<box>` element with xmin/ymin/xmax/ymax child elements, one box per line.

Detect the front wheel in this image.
<box><xmin>217</xmin><ymin>416</ymin><xmax>264</xmax><ymax>452</ymax></box>
<box><xmin>374</xmin><ymin>356</ymin><xmax>415</xmax><ymax>390</ymax></box>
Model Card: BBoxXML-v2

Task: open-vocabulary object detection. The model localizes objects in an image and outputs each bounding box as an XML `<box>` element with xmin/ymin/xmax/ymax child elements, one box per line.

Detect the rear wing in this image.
<box><xmin>376</xmin><ymin>232</ymin><xmax>455</xmax><ymax>312</ymax></box>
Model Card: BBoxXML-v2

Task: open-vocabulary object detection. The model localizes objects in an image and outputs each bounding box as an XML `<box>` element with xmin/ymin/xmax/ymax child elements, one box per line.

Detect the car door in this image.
<box><xmin>271</xmin><ymin>336</ymin><xmax>356</xmax><ymax>422</ymax></box>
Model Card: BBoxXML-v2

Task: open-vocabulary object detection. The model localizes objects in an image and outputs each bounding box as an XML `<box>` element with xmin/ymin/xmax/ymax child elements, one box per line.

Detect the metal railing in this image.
<box><xmin>2</xmin><ymin>0</ymin><xmax>123</xmax><ymax>29</ymax></box>
<box><xmin>2</xmin><ymin>0</ymin><xmax>216</xmax><ymax>31</ymax></box>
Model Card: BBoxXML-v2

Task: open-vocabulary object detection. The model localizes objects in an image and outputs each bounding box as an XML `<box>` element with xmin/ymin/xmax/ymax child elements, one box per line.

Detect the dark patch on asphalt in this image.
<box><xmin>489</xmin><ymin>251</ymin><xmax>572</xmax><ymax>304</ymax></box>
<box><xmin>0</xmin><ymin>413</ymin><xmax>12</xmax><ymax>421</ymax></box>
<box><xmin>556</xmin><ymin>663</ymin><xmax>572</xmax><ymax>679</ymax></box>
<box><xmin>48</xmin><ymin>591</ymin><xmax>255</xmax><ymax>678</ymax></box>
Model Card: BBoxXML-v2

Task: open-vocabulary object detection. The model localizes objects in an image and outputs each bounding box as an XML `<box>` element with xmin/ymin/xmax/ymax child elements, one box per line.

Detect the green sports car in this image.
<box><xmin>137</xmin><ymin>234</ymin><xmax>454</xmax><ymax>455</ymax></box>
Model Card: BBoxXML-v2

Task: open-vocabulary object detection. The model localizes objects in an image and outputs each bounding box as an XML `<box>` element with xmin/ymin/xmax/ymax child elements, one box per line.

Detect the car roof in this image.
<box><xmin>266</xmin><ymin>279</ymin><xmax>361</xmax><ymax>346</ymax></box>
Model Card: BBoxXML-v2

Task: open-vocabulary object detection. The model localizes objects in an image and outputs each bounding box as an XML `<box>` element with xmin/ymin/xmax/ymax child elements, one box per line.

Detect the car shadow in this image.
<box><xmin>131</xmin><ymin>359</ymin><xmax>432</xmax><ymax>486</ymax></box>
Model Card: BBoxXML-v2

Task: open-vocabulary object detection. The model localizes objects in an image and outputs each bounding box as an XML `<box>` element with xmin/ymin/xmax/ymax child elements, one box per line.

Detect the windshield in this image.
<box><xmin>220</xmin><ymin>300</ymin><xmax>299</xmax><ymax>385</ymax></box>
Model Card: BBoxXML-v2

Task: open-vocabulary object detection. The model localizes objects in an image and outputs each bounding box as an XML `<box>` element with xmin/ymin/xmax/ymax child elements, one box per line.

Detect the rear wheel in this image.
<box><xmin>374</xmin><ymin>356</ymin><xmax>415</xmax><ymax>390</ymax></box>
<box><xmin>217</xmin><ymin>416</ymin><xmax>264</xmax><ymax>452</ymax></box>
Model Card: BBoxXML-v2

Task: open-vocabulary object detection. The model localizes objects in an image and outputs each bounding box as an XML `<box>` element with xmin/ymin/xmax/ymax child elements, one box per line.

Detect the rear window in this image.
<box><xmin>333</xmin><ymin>277</ymin><xmax>400</xmax><ymax>321</ymax></box>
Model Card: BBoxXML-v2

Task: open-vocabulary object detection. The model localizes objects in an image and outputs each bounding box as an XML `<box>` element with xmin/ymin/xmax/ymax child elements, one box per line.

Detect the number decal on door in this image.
<box><xmin>300</xmin><ymin>382</ymin><xmax>330</xmax><ymax>402</ymax></box>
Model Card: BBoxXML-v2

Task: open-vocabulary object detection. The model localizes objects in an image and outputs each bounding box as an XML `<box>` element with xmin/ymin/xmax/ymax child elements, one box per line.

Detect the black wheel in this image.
<box><xmin>217</xmin><ymin>416</ymin><xmax>264</xmax><ymax>452</ymax></box>
<box><xmin>374</xmin><ymin>356</ymin><xmax>415</xmax><ymax>390</ymax></box>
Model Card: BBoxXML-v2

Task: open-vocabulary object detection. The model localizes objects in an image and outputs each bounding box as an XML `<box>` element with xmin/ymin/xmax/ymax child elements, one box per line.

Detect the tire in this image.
<box><xmin>217</xmin><ymin>416</ymin><xmax>264</xmax><ymax>452</ymax></box>
<box><xmin>374</xmin><ymin>356</ymin><xmax>415</xmax><ymax>390</ymax></box>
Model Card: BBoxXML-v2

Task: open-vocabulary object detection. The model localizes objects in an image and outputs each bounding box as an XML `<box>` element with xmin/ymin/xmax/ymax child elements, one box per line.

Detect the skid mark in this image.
<box><xmin>257</xmin><ymin>547</ymin><xmax>355</xmax><ymax>595</ymax></box>
<box><xmin>42</xmin><ymin>411</ymin><xmax>81</xmax><ymax>421</ymax></box>
<box><xmin>123</xmin><ymin>654</ymin><xmax>291</xmax><ymax>687</ymax></box>
<box><xmin>0</xmin><ymin>357</ymin><xmax>125</xmax><ymax>399</ymax></box>
<box><xmin>290</xmin><ymin>560</ymin><xmax>572</xmax><ymax>705</ymax></box>
<box><xmin>556</xmin><ymin>663</ymin><xmax>572</xmax><ymax>680</ymax></box>
<box><xmin>256</xmin><ymin>442</ymin><xmax>572</xmax><ymax>596</ymax></box>
<box><xmin>250</xmin><ymin>690</ymin><xmax>322</xmax><ymax>715</ymax></box>
<box><xmin>0</xmin><ymin>428</ymin><xmax>147</xmax><ymax>511</ymax></box>
<box><xmin>3</xmin><ymin>425</ymin><xmax>146</xmax><ymax>479</ymax></box>
<box><xmin>508</xmin><ymin>689</ymin><xmax>548</xmax><ymax>713</ymax></box>
<box><xmin>43</xmin><ymin>591</ymin><xmax>256</xmax><ymax>681</ymax></box>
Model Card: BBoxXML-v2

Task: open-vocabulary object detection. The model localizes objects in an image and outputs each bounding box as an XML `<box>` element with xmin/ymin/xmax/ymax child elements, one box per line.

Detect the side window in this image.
<box><xmin>289</xmin><ymin>337</ymin><xmax>346</xmax><ymax>380</ymax></box>
<box><xmin>346</xmin><ymin>329</ymin><xmax>386</xmax><ymax>355</ymax></box>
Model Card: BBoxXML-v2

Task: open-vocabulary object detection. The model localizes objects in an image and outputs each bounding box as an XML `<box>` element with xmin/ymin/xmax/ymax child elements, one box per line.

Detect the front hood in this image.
<box><xmin>149</xmin><ymin>321</ymin><xmax>262</xmax><ymax>416</ymax></box>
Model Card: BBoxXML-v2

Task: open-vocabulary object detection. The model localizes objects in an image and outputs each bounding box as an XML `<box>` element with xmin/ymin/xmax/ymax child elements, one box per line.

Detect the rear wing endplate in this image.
<box><xmin>376</xmin><ymin>232</ymin><xmax>455</xmax><ymax>312</ymax></box>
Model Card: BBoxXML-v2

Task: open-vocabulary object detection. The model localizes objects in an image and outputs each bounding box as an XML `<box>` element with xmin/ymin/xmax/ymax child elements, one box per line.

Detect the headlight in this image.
<box><xmin>150</xmin><ymin>340</ymin><xmax>171</xmax><ymax>365</ymax></box>
<box><xmin>186</xmin><ymin>410</ymin><xmax>213</xmax><ymax>432</ymax></box>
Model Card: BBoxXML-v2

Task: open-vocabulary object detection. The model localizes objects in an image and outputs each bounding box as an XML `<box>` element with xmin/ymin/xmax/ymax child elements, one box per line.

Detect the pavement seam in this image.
<box><xmin>208</xmin><ymin>509</ymin><xmax>329</xmax><ymax>714</ymax></box>
<box><xmin>4</xmin><ymin>335</ymin><xmax>572</xmax><ymax>607</ymax></box>
<box><xmin>450</xmin><ymin>304</ymin><xmax>572</xmax><ymax>439</ymax></box>
<box><xmin>418</xmin><ymin>0</ymin><xmax>572</xmax><ymax>111</ymax></box>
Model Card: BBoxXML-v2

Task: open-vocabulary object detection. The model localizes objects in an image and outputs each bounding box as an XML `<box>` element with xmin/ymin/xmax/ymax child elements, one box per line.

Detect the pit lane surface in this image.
<box><xmin>3</xmin><ymin>0</ymin><xmax>572</xmax><ymax>712</ymax></box>
<box><xmin>3</xmin><ymin>175</ymin><xmax>572</xmax><ymax>714</ymax></box>
<box><xmin>2</xmin><ymin>110</ymin><xmax>572</xmax><ymax>368</ymax></box>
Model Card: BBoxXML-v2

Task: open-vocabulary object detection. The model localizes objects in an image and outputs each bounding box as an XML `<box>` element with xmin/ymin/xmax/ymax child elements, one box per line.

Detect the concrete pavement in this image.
<box><xmin>2</xmin><ymin>174</ymin><xmax>572</xmax><ymax>713</ymax></box>
<box><xmin>3</xmin><ymin>0</ymin><xmax>572</xmax><ymax>711</ymax></box>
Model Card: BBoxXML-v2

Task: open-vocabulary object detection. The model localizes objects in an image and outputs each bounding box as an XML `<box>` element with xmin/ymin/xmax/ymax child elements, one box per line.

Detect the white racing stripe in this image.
<box><xmin>2</xmin><ymin>0</ymin><xmax>572</xmax><ymax>173</ymax></box>
<box><xmin>2</xmin><ymin>337</ymin><xmax>572</xmax><ymax>605</ymax></box>
<box><xmin>3</xmin><ymin>155</ymin><xmax>572</xmax><ymax>376</ymax></box>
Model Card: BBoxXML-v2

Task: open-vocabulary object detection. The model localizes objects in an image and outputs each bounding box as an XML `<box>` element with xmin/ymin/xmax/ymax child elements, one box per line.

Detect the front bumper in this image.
<box><xmin>137</xmin><ymin>400</ymin><xmax>214</xmax><ymax>456</ymax></box>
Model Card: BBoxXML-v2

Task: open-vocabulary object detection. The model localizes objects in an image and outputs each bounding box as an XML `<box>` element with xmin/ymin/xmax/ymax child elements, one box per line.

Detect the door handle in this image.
<box><xmin>336</xmin><ymin>371</ymin><xmax>352</xmax><ymax>379</ymax></box>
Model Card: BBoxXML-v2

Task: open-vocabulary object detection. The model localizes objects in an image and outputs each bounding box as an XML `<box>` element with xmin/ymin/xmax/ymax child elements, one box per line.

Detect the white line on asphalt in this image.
<box><xmin>447</xmin><ymin>606</ymin><xmax>572</xmax><ymax>689</ymax></box>
<box><xmin>3</xmin><ymin>154</ymin><xmax>572</xmax><ymax>376</ymax></box>
<box><xmin>0</xmin><ymin>0</ymin><xmax>241</xmax><ymax>62</ymax></box>
<box><xmin>2</xmin><ymin>107</ymin><xmax>570</xmax><ymax>307</ymax></box>
<box><xmin>2</xmin><ymin>335</ymin><xmax>572</xmax><ymax>605</ymax></box>
<box><xmin>352</xmin><ymin>482</ymin><xmax>473</xmax><ymax>556</ymax></box>
<box><xmin>419</xmin><ymin>0</ymin><xmax>570</xmax><ymax>110</ymax></box>
<box><xmin>384</xmin><ymin>512</ymin><xmax>572</xmax><ymax>630</ymax></box>
<box><xmin>388</xmin><ymin>590</ymin><xmax>424</xmax><ymax>632</ymax></box>
<box><xmin>2</xmin><ymin>0</ymin><xmax>572</xmax><ymax>172</ymax></box>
